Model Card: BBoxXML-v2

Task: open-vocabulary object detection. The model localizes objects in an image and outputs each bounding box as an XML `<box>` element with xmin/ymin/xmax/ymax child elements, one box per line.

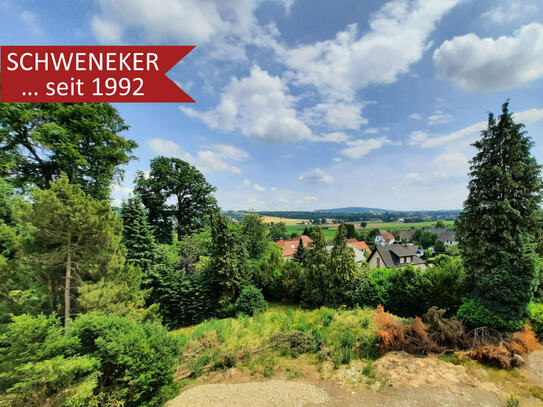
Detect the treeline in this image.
<box><xmin>255</xmin><ymin>210</ymin><xmax>460</xmax><ymax>222</ymax></box>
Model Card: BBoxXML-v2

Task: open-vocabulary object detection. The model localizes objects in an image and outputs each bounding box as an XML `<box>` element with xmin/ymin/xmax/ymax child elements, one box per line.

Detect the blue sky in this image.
<box><xmin>1</xmin><ymin>0</ymin><xmax>543</xmax><ymax>211</ymax></box>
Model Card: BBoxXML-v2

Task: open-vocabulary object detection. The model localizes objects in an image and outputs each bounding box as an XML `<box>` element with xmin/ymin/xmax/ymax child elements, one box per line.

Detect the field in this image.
<box><xmin>284</xmin><ymin>220</ymin><xmax>455</xmax><ymax>241</ymax></box>
<box><xmin>260</xmin><ymin>216</ymin><xmax>310</xmax><ymax>225</ymax></box>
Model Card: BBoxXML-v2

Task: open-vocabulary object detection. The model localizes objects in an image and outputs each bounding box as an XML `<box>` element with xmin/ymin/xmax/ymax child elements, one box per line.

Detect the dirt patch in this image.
<box><xmin>166</xmin><ymin>380</ymin><xmax>329</xmax><ymax>407</ymax></box>
<box><xmin>524</xmin><ymin>350</ymin><xmax>543</xmax><ymax>386</ymax></box>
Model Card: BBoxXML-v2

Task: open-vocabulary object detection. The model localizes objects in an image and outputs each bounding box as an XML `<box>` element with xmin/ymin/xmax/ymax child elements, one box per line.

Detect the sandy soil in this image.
<box><xmin>167</xmin><ymin>351</ymin><xmax>543</xmax><ymax>407</ymax></box>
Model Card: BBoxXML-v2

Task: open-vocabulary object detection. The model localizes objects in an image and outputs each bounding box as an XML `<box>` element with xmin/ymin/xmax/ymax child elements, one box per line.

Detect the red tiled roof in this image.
<box><xmin>380</xmin><ymin>232</ymin><xmax>395</xmax><ymax>243</ymax></box>
<box><xmin>276</xmin><ymin>235</ymin><xmax>313</xmax><ymax>257</ymax></box>
<box><xmin>347</xmin><ymin>238</ymin><xmax>372</xmax><ymax>255</ymax></box>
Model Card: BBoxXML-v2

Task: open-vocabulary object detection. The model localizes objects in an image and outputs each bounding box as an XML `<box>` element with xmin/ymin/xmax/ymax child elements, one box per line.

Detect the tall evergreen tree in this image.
<box><xmin>457</xmin><ymin>101</ymin><xmax>543</xmax><ymax>321</ymax></box>
<box><xmin>120</xmin><ymin>196</ymin><xmax>157</xmax><ymax>274</ymax></box>
<box><xmin>327</xmin><ymin>223</ymin><xmax>358</xmax><ymax>306</ymax></box>
<box><xmin>302</xmin><ymin>227</ymin><xmax>330</xmax><ymax>307</ymax></box>
<box><xmin>292</xmin><ymin>237</ymin><xmax>307</xmax><ymax>266</ymax></box>
<box><xmin>210</xmin><ymin>214</ymin><xmax>248</xmax><ymax>308</ymax></box>
<box><xmin>241</xmin><ymin>213</ymin><xmax>268</xmax><ymax>259</ymax></box>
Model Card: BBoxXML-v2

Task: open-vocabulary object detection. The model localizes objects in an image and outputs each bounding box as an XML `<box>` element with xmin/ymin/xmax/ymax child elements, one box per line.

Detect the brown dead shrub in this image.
<box><xmin>423</xmin><ymin>306</ymin><xmax>466</xmax><ymax>348</ymax></box>
<box><xmin>511</xmin><ymin>325</ymin><xmax>541</xmax><ymax>353</ymax></box>
<box><xmin>467</xmin><ymin>345</ymin><xmax>512</xmax><ymax>369</ymax></box>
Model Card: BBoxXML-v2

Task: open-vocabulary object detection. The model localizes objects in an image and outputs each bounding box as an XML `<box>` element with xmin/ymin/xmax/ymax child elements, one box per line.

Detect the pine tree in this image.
<box><xmin>327</xmin><ymin>223</ymin><xmax>358</xmax><ymax>306</ymax></box>
<box><xmin>121</xmin><ymin>196</ymin><xmax>157</xmax><ymax>274</ymax></box>
<box><xmin>292</xmin><ymin>237</ymin><xmax>307</xmax><ymax>266</ymax></box>
<box><xmin>457</xmin><ymin>101</ymin><xmax>543</xmax><ymax>322</ymax></box>
<box><xmin>302</xmin><ymin>227</ymin><xmax>330</xmax><ymax>307</ymax></box>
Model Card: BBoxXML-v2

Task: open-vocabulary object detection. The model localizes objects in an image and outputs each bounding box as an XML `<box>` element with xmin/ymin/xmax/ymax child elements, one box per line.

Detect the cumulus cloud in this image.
<box><xmin>427</xmin><ymin>110</ymin><xmax>453</xmax><ymax>125</ymax></box>
<box><xmin>482</xmin><ymin>1</ymin><xmax>538</xmax><ymax>23</ymax></box>
<box><xmin>433</xmin><ymin>23</ymin><xmax>543</xmax><ymax>91</ymax></box>
<box><xmin>298</xmin><ymin>168</ymin><xmax>334</xmax><ymax>184</ymax></box>
<box><xmin>302</xmin><ymin>101</ymin><xmax>367</xmax><ymax>130</ymax></box>
<box><xmin>279</xmin><ymin>0</ymin><xmax>461</xmax><ymax>101</ymax></box>
<box><xmin>147</xmin><ymin>138</ymin><xmax>249</xmax><ymax>174</ymax></box>
<box><xmin>295</xmin><ymin>195</ymin><xmax>317</xmax><ymax>206</ymax></box>
<box><xmin>253</xmin><ymin>183</ymin><xmax>266</xmax><ymax>191</ymax></box>
<box><xmin>408</xmin><ymin>107</ymin><xmax>543</xmax><ymax>148</ymax></box>
<box><xmin>340</xmin><ymin>137</ymin><xmax>395</xmax><ymax>159</ymax></box>
<box><xmin>409</xmin><ymin>113</ymin><xmax>422</xmax><ymax>120</ymax></box>
<box><xmin>181</xmin><ymin>66</ymin><xmax>312</xmax><ymax>143</ymax></box>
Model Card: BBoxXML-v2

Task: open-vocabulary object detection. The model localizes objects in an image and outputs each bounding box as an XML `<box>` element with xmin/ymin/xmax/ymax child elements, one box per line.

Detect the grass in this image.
<box><xmin>171</xmin><ymin>303</ymin><xmax>378</xmax><ymax>382</ymax></box>
<box><xmin>285</xmin><ymin>220</ymin><xmax>455</xmax><ymax>241</ymax></box>
<box><xmin>260</xmin><ymin>216</ymin><xmax>311</xmax><ymax>225</ymax></box>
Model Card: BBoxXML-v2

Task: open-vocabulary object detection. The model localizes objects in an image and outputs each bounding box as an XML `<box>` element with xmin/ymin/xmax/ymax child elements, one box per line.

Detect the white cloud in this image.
<box><xmin>427</xmin><ymin>110</ymin><xmax>453</xmax><ymax>125</ymax></box>
<box><xmin>254</xmin><ymin>183</ymin><xmax>266</xmax><ymax>191</ymax></box>
<box><xmin>302</xmin><ymin>102</ymin><xmax>367</xmax><ymax>130</ymax></box>
<box><xmin>298</xmin><ymin>168</ymin><xmax>334</xmax><ymax>184</ymax></box>
<box><xmin>340</xmin><ymin>137</ymin><xmax>395</xmax><ymax>159</ymax></box>
<box><xmin>311</xmin><ymin>132</ymin><xmax>352</xmax><ymax>143</ymax></box>
<box><xmin>433</xmin><ymin>23</ymin><xmax>543</xmax><ymax>91</ymax></box>
<box><xmin>243</xmin><ymin>179</ymin><xmax>251</xmax><ymax>186</ymax></box>
<box><xmin>482</xmin><ymin>1</ymin><xmax>537</xmax><ymax>23</ymax></box>
<box><xmin>147</xmin><ymin>138</ymin><xmax>248</xmax><ymax>174</ymax></box>
<box><xmin>295</xmin><ymin>195</ymin><xmax>318</xmax><ymax>205</ymax></box>
<box><xmin>110</xmin><ymin>183</ymin><xmax>133</xmax><ymax>196</ymax></box>
<box><xmin>408</xmin><ymin>107</ymin><xmax>543</xmax><ymax>148</ymax></box>
<box><xmin>409</xmin><ymin>113</ymin><xmax>422</xmax><ymax>120</ymax></box>
<box><xmin>181</xmin><ymin>66</ymin><xmax>312</xmax><ymax>143</ymax></box>
<box><xmin>279</xmin><ymin>0</ymin><xmax>461</xmax><ymax>101</ymax></box>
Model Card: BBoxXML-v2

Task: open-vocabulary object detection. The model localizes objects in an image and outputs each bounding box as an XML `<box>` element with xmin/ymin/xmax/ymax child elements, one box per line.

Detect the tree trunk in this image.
<box><xmin>64</xmin><ymin>236</ymin><xmax>72</xmax><ymax>329</ymax></box>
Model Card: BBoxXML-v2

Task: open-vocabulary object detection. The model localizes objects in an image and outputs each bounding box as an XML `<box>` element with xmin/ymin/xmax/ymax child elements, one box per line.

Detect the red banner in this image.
<box><xmin>0</xmin><ymin>46</ymin><xmax>195</xmax><ymax>103</ymax></box>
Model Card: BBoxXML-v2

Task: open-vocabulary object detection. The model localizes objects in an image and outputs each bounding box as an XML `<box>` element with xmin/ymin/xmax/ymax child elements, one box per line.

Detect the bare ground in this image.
<box><xmin>167</xmin><ymin>351</ymin><xmax>543</xmax><ymax>407</ymax></box>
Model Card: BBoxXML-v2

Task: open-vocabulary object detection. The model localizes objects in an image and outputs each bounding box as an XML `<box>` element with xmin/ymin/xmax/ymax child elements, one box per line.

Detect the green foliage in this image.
<box><xmin>17</xmin><ymin>176</ymin><xmax>123</xmax><ymax>323</ymax></box>
<box><xmin>425</xmin><ymin>256</ymin><xmax>465</xmax><ymax>314</ymax></box>
<box><xmin>1</xmin><ymin>313</ymin><xmax>179</xmax><ymax>407</ymax></box>
<box><xmin>241</xmin><ymin>213</ymin><xmax>269</xmax><ymax>259</ymax></box>
<box><xmin>0</xmin><ymin>103</ymin><xmax>136</xmax><ymax>199</ymax></box>
<box><xmin>457</xmin><ymin>102</ymin><xmax>542</xmax><ymax>322</ymax></box>
<box><xmin>434</xmin><ymin>240</ymin><xmax>446</xmax><ymax>253</ymax></box>
<box><xmin>292</xmin><ymin>237</ymin><xmax>307</xmax><ymax>266</ymax></box>
<box><xmin>301</xmin><ymin>227</ymin><xmax>330</xmax><ymax>307</ymax></box>
<box><xmin>327</xmin><ymin>223</ymin><xmax>359</xmax><ymax>306</ymax></box>
<box><xmin>527</xmin><ymin>302</ymin><xmax>543</xmax><ymax>339</ymax></box>
<box><xmin>235</xmin><ymin>285</ymin><xmax>268</xmax><ymax>316</ymax></box>
<box><xmin>269</xmin><ymin>222</ymin><xmax>288</xmax><ymax>241</ymax></box>
<box><xmin>135</xmin><ymin>157</ymin><xmax>217</xmax><ymax>244</ymax></box>
<box><xmin>121</xmin><ymin>196</ymin><xmax>157</xmax><ymax>274</ymax></box>
<box><xmin>457</xmin><ymin>299</ymin><xmax>525</xmax><ymax>331</ymax></box>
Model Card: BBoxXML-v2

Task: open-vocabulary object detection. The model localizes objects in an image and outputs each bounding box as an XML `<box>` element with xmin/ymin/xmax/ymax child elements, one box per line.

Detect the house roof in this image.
<box><xmin>276</xmin><ymin>235</ymin><xmax>312</xmax><ymax>257</ymax></box>
<box><xmin>425</xmin><ymin>228</ymin><xmax>457</xmax><ymax>243</ymax></box>
<box><xmin>368</xmin><ymin>244</ymin><xmax>427</xmax><ymax>268</ymax></box>
<box><xmin>399</xmin><ymin>229</ymin><xmax>415</xmax><ymax>241</ymax></box>
<box><xmin>347</xmin><ymin>238</ymin><xmax>372</xmax><ymax>255</ymax></box>
<box><xmin>379</xmin><ymin>231</ymin><xmax>395</xmax><ymax>242</ymax></box>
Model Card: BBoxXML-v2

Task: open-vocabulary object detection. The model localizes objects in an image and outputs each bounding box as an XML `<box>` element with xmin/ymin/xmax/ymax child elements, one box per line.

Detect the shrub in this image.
<box><xmin>457</xmin><ymin>299</ymin><xmax>525</xmax><ymax>332</ymax></box>
<box><xmin>423</xmin><ymin>306</ymin><xmax>465</xmax><ymax>348</ymax></box>
<box><xmin>528</xmin><ymin>302</ymin><xmax>543</xmax><ymax>339</ymax></box>
<box><xmin>235</xmin><ymin>285</ymin><xmax>268</xmax><ymax>316</ymax></box>
<box><xmin>0</xmin><ymin>313</ymin><xmax>179</xmax><ymax>407</ymax></box>
<box><xmin>270</xmin><ymin>330</ymin><xmax>316</xmax><ymax>357</ymax></box>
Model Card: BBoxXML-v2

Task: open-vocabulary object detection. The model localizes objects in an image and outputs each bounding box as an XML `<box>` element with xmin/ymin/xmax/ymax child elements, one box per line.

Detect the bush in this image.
<box><xmin>235</xmin><ymin>285</ymin><xmax>268</xmax><ymax>316</ymax></box>
<box><xmin>457</xmin><ymin>299</ymin><xmax>525</xmax><ymax>332</ymax></box>
<box><xmin>528</xmin><ymin>302</ymin><xmax>543</xmax><ymax>339</ymax></box>
<box><xmin>270</xmin><ymin>330</ymin><xmax>316</xmax><ymax>357</ymax></box>
<box><xmin>0</xmin><ymin>313</ymin><xmax>179</xmax><ymax>407</ymax></box>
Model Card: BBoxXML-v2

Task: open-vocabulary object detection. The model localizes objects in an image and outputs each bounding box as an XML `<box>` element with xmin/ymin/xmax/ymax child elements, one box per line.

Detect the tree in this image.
<box><xmin>360</xmin><ymin>221</ymin><xmax>368</xmax><ymax>228</ymax></box>
<box><xmin>435</xmin><ymin>220</ymin><xmax>445</xmax><ymax>228</ymax></box>
<box><xmin>292</xmin><ymin>237</ymin><xmax>307</xmax><ymax>266</ymax></box>
<box><xmin>457</xmin><ymin>102</ymin><xmax>543</xmax><ymax>322</ymax></box>
<box><xmin>0</xmin><ymin>103</ymin><xmax>136</xmax><ymax>199</ymax></box>
<box><xmin>269</xmin><ymin>221</ymin><xmax>287</xmax><ymax>241</ymax></box>
<box><xmin>135</xmin><ymin>157</ymin><xmax>217</xmax><ymax>244</ymax></box>
<box><xmin>210</xmin><ymin>214</ymin><xmax>248</xmax><ymax>309</ymax></box>
<box><xmin>434</xmin><ymin>240</ymin><xmax>446</xmax><ymax>253</ymax></box>
<box><xmin>345</xmin><ymin>223</ymin><xmax>356</xmax><ymax>239</ymax></box>
<box><xmin>302</xmin><ymin>227</ymin><xmax>330</xmax><ymax>307</ymax></box>
<box><xmin>18</xmin><ymin>175</ymin><xmax>123</xmax><ymax>326</ymax></box>
<box><xmin>120</xmin><ymin>196</ymin><xmax>157</xmax><ymax>274</ymax></box>
<box><xmin>241</xmin><ymin>213</ymin><xmax>268</xmax><ymax>259</ymax></box>
<box><xmin>327</xmin><ymin>223</ymin><xmax>358</xmax><ymax>306</ymax></box>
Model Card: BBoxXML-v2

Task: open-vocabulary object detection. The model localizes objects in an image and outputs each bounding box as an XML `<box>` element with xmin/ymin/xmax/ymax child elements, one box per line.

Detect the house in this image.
<box><xmin>367</xmin><ymin>244</ymin><xmax>427</xmax><ymax>270</ymax></box>
<box><xmin>375</xmin><ymin>231</ymin><xmax>395</xmax><ymax>246</ymax></box>
<box><xmin>325</xmin><ymin>238</ymin><xmax>372</xmax><ymax>264</ymax></box>
<box><xmin>426</xmin><ymin>228</ymin><xmax>457</xmax><ymax>246</ymax></box>
<box><xmin>399</xmin><ymin>229</ymin><xmax>415</xmax><ymax>242</ymax></box>
<box><xmin>276</xmin><ymin>235</ymin><xmax>313</xmax><ymax>259</ymax></box>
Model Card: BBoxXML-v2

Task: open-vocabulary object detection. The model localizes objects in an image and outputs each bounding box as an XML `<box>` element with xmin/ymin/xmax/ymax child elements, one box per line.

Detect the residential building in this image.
<box><xmin>375</xmin><ymin>231</ymin><xmax>395</xmax><ymax>246</ymax></box>
<box><xmin>326</xmin><ymin>238</ymin><xmax>372</xmax><ymax>264</ymax></box>
<box><xmin>367</xmin><ymin>244</ymin><xmax>427</xmax><ymax>270</ymax></box>
<box><xmin>276</xmin><ymin>235</ymin><xmax>312</xmax><ymax>259</ymax></box>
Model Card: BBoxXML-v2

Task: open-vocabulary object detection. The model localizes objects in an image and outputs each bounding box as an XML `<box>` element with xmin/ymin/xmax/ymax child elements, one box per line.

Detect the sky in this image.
<box><xmin>1</xmin><ymin>0</ymin><xmax>543</xmax><ymax>211</ymax></box>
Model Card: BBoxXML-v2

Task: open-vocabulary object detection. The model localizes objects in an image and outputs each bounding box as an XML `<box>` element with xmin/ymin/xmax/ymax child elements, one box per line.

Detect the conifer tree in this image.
<box><xmin>457</xmin><ymin>101</ymin><xmax>543</xmax><ymax>322</ymax></box>
<box><xmin>121</xmin><ymin>196</ymin><xmax>157</xmax><ymax>274</ymax></box>
<box><xmin>302</xmin><ymin>227</ymin><xmax>330</xmax><ymax>307</ymax></box>
<box><xmin>327</xmin><ymin>223</ymin><xmax>358</xmax><ymax>306</ymax></box>
<box><xmin>292</xmin><ymin>237</ymin><xmax>307</xmax><ymax>266</ymax></box>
